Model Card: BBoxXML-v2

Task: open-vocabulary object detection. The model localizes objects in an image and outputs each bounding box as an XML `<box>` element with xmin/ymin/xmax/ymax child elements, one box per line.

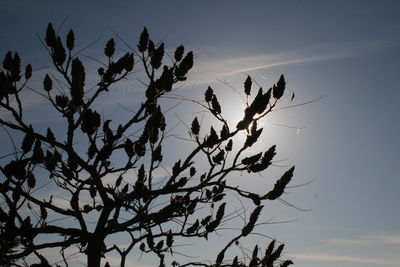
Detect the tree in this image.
<box><xmin>0</xmin><ymin>23</ymin><xmax>296</xmax><ymax>267</ymax></box>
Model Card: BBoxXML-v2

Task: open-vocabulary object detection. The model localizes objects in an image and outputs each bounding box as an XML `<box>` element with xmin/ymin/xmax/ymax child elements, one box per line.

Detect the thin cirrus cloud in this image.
<box><xmin>0</xmin><ymin>39</ymin><xmax>391</xmax><ymax>120</ymax></box>
<box><xmin>329</xmin><ymin>234</ymin><xmax>400</xmax><ymax>246</ymax></box>
<box><xmin>189</xmin><ymin>39</ymin><xmax>395</xmax><ymax>85</ymax></box>
<box><xmin>292</xmin><ymin>253</ymin><xmax>400</xmax><ymax>266</ymax></box>
<box><xmin>292</xmin><ymin>234</ymin><xmax>400</xmax><ymax>266</ymax></box>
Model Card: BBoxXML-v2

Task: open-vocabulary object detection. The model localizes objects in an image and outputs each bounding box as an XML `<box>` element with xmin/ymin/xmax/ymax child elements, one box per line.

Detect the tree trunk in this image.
<box><xmin>87</xmin><ymin>234</ymin><xmax>103</xmax><ymax>267</ymax></box>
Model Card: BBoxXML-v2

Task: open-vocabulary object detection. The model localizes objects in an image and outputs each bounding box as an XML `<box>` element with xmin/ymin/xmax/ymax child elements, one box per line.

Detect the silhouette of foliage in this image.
<box><xmin>0</xmin><ymin>23</ymin><xmax>298</xmax><ymax>267</ymax></box>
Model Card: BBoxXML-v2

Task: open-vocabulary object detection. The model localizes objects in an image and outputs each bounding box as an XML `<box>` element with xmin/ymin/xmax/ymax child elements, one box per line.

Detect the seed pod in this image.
<box><xmin>121</xmin><ymin>184</ymin><xmax>129</xmax><ymax>195</ymax></box>
<box><xmin>244</xmin><ymin>128</ymin><xmax>263</xmax><ymax>148</ymax></box>
<box><xmin>66</xmin><ymin>29</ymin><xmax>75</xmax><ymax>51</ymax></box>
<box><xmin>155</xmin><ymin>240</ymin><xmax>164</xmax><ymax>250</ymax></box>
<box><xmin>45</xmin><ymin>23</ymin><xmax>57</xmax><ymax>48</ymax></box>
<box><xmin>12</xmin><ymin>185</ymin><xmax>21</xmax><ymax>202</ymax></box>
<box><xmin>249</xmin><ymin>245</ymin><xmax>258</xmax><ymax>267</ymax></box>
<box><xmin>280</xmin><ymin>260</ymin><xmax>294</xmax><ymax>267</ymax></box>
<box><xmin>137</xmin><ymin>27</ymin><xmax>149</xmax><ymax>53</ymax></box>
<box><xmin>21</xmin><ymin>125</ymin><xmax>35</xmax><ymax>153</ymax></box>
<box><xmin>46</xmin><ymin>128</ymin><xmax>56</xmax><ymax>145</ymax></box>
<box><xmin>232</xmin><ymin>256</ymin><xmax>239</xmax><ymax>267</ymax></box>
<box><xmin>3</xmin><ymin>51</ymin><xmax>12</xmax><ymax>71</ymax></box>
<box><xmin>264</xmin><ymin>166</ymin><xmax>295</xmax><ymax>200</ymax></box>
<box><xmin>166</xmin><ymin>230</ymin><xmax>173</xmax><ymax>247</ymax></box>
<box><xmin>124</xmin><ymin>139</ymin><xmax>134</xmax><ymax>158</ymax></box>
<box><xmin>187</xmin><ymin>219</ymin><xmax>199</xmax><ymax>234</ymax></box>
<box><xmin>10</xmin><ymin>52</ymin><xmax>21</xmax><ymax>81</ymax></box>
<box><xmin>31</xmin><ymin>139</ymin><xmax>44</xmax><ymax>164</ymax></box>
<box><xmin>137</xmin><ymin>164</ymin><xmax>145</xmax><ymax>182</ymax></box>
<box><xmin>211</xmin><ymin>95</ymin><xmax>221</xmax><ymax>114</ymax></box>
<box><xmin>241</xmin><ymin>152</ymin><xmax>262</xmax><ymax>165</ymax></box>
<box><xmin>191</xmin><ymin>117</ymin><xmax>200</xmax><ymax>135</ymax></box>
<box><xmin>204</xmin><ymin>86</ymin><xmax>213</xmax><ymax>102</ymax></box>
<box><xmin>156</xmin><ymin>66</ymin><xmax>173</xmax><ymax>92</ymax></box>
<box><xmin>4</xmin><ymin>159</ymin><xmax>28</xmax><ymax>179</ymax></box>
<box><xmin>269</xmin><ymin>244</ymin><xmax>285</xmax><ymax>265</ymax></box>
<box><xmin>205</xmin><ymin>203</ymin><xmax>226</xmax><ymax>232</ymax></box>
<box><xmin>220</xmin><ymin>124</ymin><xmax>229</xmax><ymax>140</ymax></box>
<box><xmin>174</xmin><ymin>45</ymin><xmax>184</xmax><ymax>61</ymax></box>
<box><xmin>70</xmin><ymin>58</ymin><xmax>85</xmax><ymax>106</ymax></box>
<box><xmin>273</xmin><ymin>74</ymin><xmax>285</xmax><ymax>99</ymax></box>
<box><xmin>55</xmin><ymin>95</ymin><xmax>68</xmax><ymax>108</ymax></box>
<box><xmin>261</xmin><ymin>145</ymin><xmax>276</xmax><ymax>165</ymax></box>
<box><xmin>88</xmin><ymin>142</ymin><xmax>97</xmax><ymax>159</ymax></box>
<box><xmin>81</xmin><ymin>109</ymin><xmax>101</xmax><ymax>135</ymax></box>
<box><xmin>104</xmin><ymin>38</ymin><xmax>115</xmax><ymax>58</ymax></box>
<box><xmin>225</xmin><ymin>139</ymin><xmax>233</xmax><ymax>151</ymax></box>
<box><xmin>150</xmin><ymin>43</ymin><xmax>164</xmax><ymax>69</ymax></box>
<box><xmin>54</xmin><ymin>37</ymin><xmax>66</xmax><ymax>66</ymax></box>
<box><xmin>40</xmin><ymin>205</ymin><xmax>47</xmax><ymax>220</ymax></box>
<box><xmin>241</xmin><ymin>205</ymin><xmax>263</xmax><ymax>236</ymax></box>
<box><xmin>201</xmin><ymin>215</ymin><xmax>211</xmax><ymax>226</ymax></box>
<box><xmin>147</xmin><ymin>40</ymin><xmax>155</xmax><ymax>55</ymax></box>
<box><xmin>152</xmin><ymin>145</ymin><xmax>163</xmax><ymax>162</ymax></box>
<box><xmin>27</xmin><ymin>172</ymin><xmax>36</xmax><ymax>188</ymax></box>
<box><xmin>212</xmin><ymin>150</ymin><xmax>225</xmax><ymax>164</ymax></box>
<box><xmin>174</xmin><ymin>51</ymin><xmax>193</xmax><ymax>78</ymax></box>
<box><xmin>189</xmin><ymin>167</ymin><xmax>196</xmax><ymax>177</ymax></box>
<box><xmin>244</xmin><ymin>75</ymin><xmax>252</xmax><ymax>95</ymax></box>
<box><xmin>264</xmin><ymin>240</ymin><xmax>275</xmax><ymax>260</ymax></box>
<box><xmin>125</xmin><ymin>53</ymin><xmax>134</xmax><ymax>72</ymax></box>
<box><xmin>204</xmin><ymin>127</ymin><xmax>219</xmax><ymax>148</ymax></box>
<box><xmin>172</xmin><ymin>160</ymin><xmax>181</xmax><ymax>176</ymax></box>
<box><xmin>250</xmin><ymin>88</ymin><xmax>268</xmax><ymax>114</ymax></box>
<box><xmin>25</xmin><ymin>64</ymin><xmax>32</xmax><ymax>80</ymax></box>
<box><xmin>43</xmin><ymin>74</ymin><xmax>52</xmax><ymax>92</ymax></box>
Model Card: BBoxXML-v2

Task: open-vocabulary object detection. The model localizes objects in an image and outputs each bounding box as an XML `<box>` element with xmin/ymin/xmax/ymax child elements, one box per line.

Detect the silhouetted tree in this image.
<box><xmin>0</xmin><ymin>24</ymin><xmax>297</xmax><ymax>267</ymax></box>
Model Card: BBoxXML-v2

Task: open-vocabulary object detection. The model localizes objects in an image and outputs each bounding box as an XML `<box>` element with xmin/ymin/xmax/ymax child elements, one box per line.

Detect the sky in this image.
<box><xmin>1</xmin><ymin>0</ymin><xmax>400</xmax><ymax>266</ymax></box>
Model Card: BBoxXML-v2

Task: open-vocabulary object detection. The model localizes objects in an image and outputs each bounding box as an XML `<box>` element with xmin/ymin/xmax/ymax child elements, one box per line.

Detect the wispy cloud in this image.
<box><xmin>1</xmin><ymin>39</ymin><xmax>392</xmax><ymax>123</ymax></box>
<box><xmin>189</xmin><ymin>39</ymin><xmax>394</xmax><ymax>85</ymax></box>
<box><xmin>329</xmin><ymin>234</ymin><xmax>400</xmax><ymax>246</ymax></box>
<box><xmin>293</xmin><ymin>253</ymin><xmax>400</xmax><ymax>265</ymax></box>
<box><xmin>192</xmin><ymin>53</ymin><xmax>331</xmax><ymax>80</ymax></box>
<box><xmin>294</xmin><ymin>233</ymin><xmax>400</xmax><ymax>266</ymax></box>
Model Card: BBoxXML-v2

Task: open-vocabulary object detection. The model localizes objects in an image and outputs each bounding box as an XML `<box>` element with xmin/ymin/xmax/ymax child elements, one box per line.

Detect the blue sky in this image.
<box><xmin>1</xmin><ymin>0</ymin><xmax>400</xmax><ymax>266</ymax></box>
